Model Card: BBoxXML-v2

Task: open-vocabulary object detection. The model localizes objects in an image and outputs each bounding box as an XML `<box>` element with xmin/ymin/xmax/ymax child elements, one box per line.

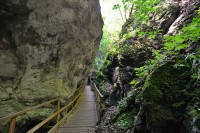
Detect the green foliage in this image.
<box><xmin>112</xmin><ymin>4</ymin><xmax>121</xmax><ymax>10</ymax></box>
<box><xmin>163</xmin><ymin>10</ymin><xmax>200</xmax><ymax>51</ymax></box>
<box><xmin>116</xmin><ymin>109</ymin><xmax>135</xmax><ymax>130</ymax></box>
<box><xmin>187</xmin><ymin>48</ymin><xmax>200</xmax><ymax>81</ymax></box>
<box><xmin>133</xmin><ymin>0</ymin><xmax>160</xmax><ymax>22</ymax></box>
<box><xmin>124</xmin><ymin>32</ymin><xmax>134</xmax><ymax>39</ymax></box>
<box><xmin>113</xmin><ymin>0</ymin><xmax>133</xmax><ymax>22</ymax></box>
<box><xmin>98</xmin><ymin>0</ymin><xmax>163</xmax><ymax>72</ymax></box>
<box><xmin>129</xmin><ymin>79</ymin><xmax>140</xmax><ymax>87</ymax></box>
<box><xmin>94</xmin><ymin>27</ymin><xmax>115</xmax><ymax>71</ymax></box>
<box><xmin>164</xmin><ymin>36</ymin><xmax>189</xmax><ymax>52</ymax></box>
<box><xmin>134</xmin><ymin>8</ymin><xmax>200</xmax><ymax>78</ymax></box>
<box><xmin>113</xmin><ymin>0</ymin><xmax>161</xmax><ymax>23</ymax></box>
<box><xmin>135</xmin><ymin>66</ymin><xmax>149</xmax><ymax>77</ymax></box>
<box><xmin>138</xmin><ymin>30</ymin><xmax>161</xmax><ymax>39</ymax></box>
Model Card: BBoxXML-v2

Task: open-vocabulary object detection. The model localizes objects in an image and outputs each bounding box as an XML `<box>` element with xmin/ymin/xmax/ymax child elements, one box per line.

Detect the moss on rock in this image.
<box><xmin>143</xmin><ymin>61</ymin><xmax>191</xmax><ymax>132</ymax></box>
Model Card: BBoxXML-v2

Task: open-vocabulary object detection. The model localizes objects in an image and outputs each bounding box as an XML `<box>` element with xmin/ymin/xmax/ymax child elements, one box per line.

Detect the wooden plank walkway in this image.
<box><xmin>56</xmin><ymin>86</ymin><xmax>98</xmax><ymax>133</ymax></box>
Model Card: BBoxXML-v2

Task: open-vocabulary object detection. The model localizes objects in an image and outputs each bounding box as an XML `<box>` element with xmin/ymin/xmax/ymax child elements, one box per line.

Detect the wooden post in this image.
<box><xmin>56</xmin><ymin>98</ymin><xmax>61</xmax><ymax>123</ymax></box>
<box><xmin>9</xmin><ymin>117</ymin><xmax>16</xmax><ymax>133</ymax></box>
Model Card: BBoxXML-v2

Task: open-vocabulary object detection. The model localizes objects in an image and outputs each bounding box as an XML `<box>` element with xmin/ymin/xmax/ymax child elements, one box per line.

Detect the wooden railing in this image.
<box><xmin>91</xmin><ymin>82</ymin><xmax>104</xmax><ymax>121</ymax></box>
<box><xmin>0</xmin><ymin>86</ymin><xmax>83</xmax><ymax>133</ymax></box>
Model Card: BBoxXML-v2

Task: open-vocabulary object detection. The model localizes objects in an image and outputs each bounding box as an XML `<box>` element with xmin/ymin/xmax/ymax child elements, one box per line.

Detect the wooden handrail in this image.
<box><xmin>47</xmin><ymin>88</ymin><xmax>83</xmax><ymax>133</ymax></box>
<box><xmin>0</xmin><ymin>97</ymin><xmax>60</xmax><ymax>122</ymax></box>
<box><xmin>0</xmin><ymin>86</ymin><xmax>84</xmax><ymax>133</ymax></box>
<box><xmin>91</xmin><ymin>82</ymin><xmax>104</xmax><ymax>121</ymax></box>
<box><xmin>93</xmin><ymin>82</ymin><xmax>104</xmax><ymax>98</ymax></box>
<box><xmin>27</xmin><ymin>87</ymin><xmax>83</xmax><ymax>133</ymax></box>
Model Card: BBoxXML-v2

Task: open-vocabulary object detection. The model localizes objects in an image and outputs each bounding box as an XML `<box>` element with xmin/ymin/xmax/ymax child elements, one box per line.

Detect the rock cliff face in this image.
<box><xmin>0</xmin><ymin>0</ymin><xmax>103</xmax><ymax>129</ymax></box>
<box><xmin>96</xmin><ymin>0</ymin><xmax>200</xmax><ymax>133</ymax></box>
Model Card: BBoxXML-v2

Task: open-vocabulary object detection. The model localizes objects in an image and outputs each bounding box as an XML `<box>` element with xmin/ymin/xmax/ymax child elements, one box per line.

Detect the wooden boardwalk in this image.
<box><xmin>56</xmin><ymin>86</ymin><xmax>98</xmax><ymax>133</ymax></box>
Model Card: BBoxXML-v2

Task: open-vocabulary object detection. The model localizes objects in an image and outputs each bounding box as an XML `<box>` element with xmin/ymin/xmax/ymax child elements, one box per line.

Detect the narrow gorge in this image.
<box><xmin>0</xmin><ymin>0</ymin><xmax>200</xmax><ymax>133</ymax></box>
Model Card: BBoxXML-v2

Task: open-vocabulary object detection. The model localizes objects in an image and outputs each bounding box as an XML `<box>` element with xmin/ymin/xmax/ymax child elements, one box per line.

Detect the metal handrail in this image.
<box><xmin>0</xmin><ymin>86</ymin><xmax>83</xmax><ymax>133</ymax></box>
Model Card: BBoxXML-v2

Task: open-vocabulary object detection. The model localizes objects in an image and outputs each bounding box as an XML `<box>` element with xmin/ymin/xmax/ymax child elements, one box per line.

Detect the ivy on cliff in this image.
<box><xmin>135</xmin><ymin>8</ymin><xmax>200</xmax><ymax>80</ymax></box>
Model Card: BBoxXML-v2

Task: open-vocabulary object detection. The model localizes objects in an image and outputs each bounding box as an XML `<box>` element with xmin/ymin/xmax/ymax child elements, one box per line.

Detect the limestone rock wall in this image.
<box><xmin>0</xmin><ymin>0</ymin><xmax>103</xmax><ymax>118</ymax></box>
